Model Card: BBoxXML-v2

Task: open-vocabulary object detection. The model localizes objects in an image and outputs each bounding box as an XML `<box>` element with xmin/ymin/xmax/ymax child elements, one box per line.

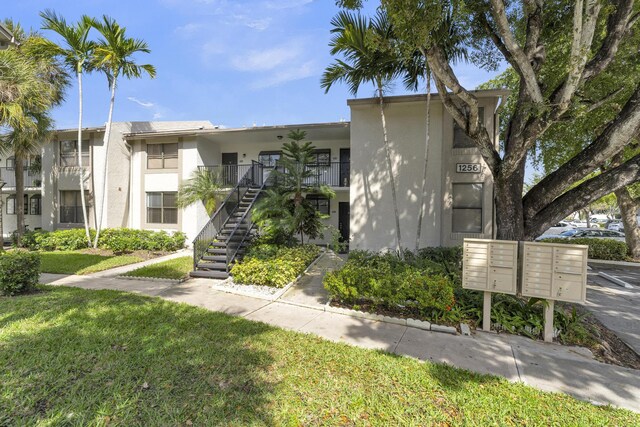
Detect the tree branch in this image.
<box><xmin>524</xmin><ymin>83</ymin><xmax>640</xmax><ymax>220</ymax></box>
<box><xmin>488</xmin><ymin>0</ymin><xmax>544</xmax><ymax>103</ymax></box>
<box><xmin>525</xmin><ymin>152</ymin><xmax>640</xmax><ymax>239</ymax></box>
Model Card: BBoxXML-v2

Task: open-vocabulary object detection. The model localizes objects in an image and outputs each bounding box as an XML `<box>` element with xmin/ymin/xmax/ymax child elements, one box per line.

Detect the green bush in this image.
<box><xmin>0</xmin><ymin>251</ymin><xmax>41</xmax><ymax>296</ymax></box>
<box><xmin>541</xmin><ymin>237</ymin><xmax>627</xmax><ymax>261</ymax></box>
<box><xmin>323</xmin><ymin>252</ymin><xmax>456</xmax><ymax>315</ymax></box>
<box><xmin>231</xmin><ymin>244</ymin><xmax>321</xmax><ymax>287</ymax></box>
<box><xmin>20</xmin><ymin>228</ymin><xmax>186</xmax><ymax>253</ymax></box>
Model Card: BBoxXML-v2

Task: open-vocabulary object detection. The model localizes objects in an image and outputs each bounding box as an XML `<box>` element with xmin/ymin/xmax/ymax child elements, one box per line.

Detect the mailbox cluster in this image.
<box><xmin>462</xmin><ymin>238</ymin><xmax>588</xmax><ymax>303</ymax></box>
<box><xmin>462</xmin><ymin>238</ymin><xmax>588</xmax><ymax>341</ymax></box>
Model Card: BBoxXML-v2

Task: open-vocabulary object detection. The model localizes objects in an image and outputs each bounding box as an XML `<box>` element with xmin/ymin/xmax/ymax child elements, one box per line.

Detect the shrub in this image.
<box><xmin>0</xmin><ymin>251</ymin><xmax>41</xmax><ymax>296</ymax></box>
<box><xmin>541</xmin><ymin>237</ymin><xmax>627</xmax><ymax>261</ymax></box>
<box><xmin>20</xmin><ymin>228</ymin><xmax>186</xmax><ymax>253</ymax></box>
<box><xmin>231</xmin><ymin>244</ymin><xmax>321</xmax><ymax>287</ymax></box>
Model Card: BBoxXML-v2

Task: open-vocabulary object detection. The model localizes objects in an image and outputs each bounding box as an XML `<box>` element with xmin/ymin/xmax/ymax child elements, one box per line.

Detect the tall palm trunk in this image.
<box><xmin>77</xmin><ymin>70</ymin><xmax>91</xmax><ymax>247</ymax></box>
<box><xmin>93</xmin><ymin>76</ymin><xmax>117</xmax><ymax>248</ymax></box>
<box><xmin>376</xmin><ymin>81</ymin><xmax>403</xmax><ymax>255</ymax></box>
<box><xmin>14</xmin><ymin>155</ymin><xmax>25</xmax><ymax>246</ymax></box>
<box><xmin>415</xmin><ymin>71</ymin><xmax>432</xmax><ymax>252</ymax></box>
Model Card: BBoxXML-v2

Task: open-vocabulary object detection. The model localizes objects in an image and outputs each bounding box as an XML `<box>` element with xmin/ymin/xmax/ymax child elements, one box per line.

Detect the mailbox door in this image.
<box><xmin>522</xmin><ymin>244</ymin><xmax>553</xmax><ymax>299</ymax></box>
<box><xmin>488</xmin><ymin>242</ymin><xmax>518</xmax><ymax>294</ymax></box>
<box><xmin>463</xmin><ymin>240</ymin><xmax>489</xmax><ymax>291</ymax></box>
<box><xmin>551</xmin><ymin>247</ymin><xmax>587</xmax><ymax>303</ymax></box>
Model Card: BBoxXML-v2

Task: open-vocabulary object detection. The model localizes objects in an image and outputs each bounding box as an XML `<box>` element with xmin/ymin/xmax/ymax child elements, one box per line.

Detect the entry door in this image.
<box><xmin>338</xmin><ymin>202</ymin><xmax>350</xmax><ymax>251</ymax></box>
<box><xmin>340</xmin><ymin>149</ymin><xmax>350</xmax><ymax>187</ymax></box>
<box><xmin>222</xmin><ymin>152</ymin><xmax>238</xmax><ymax>186</ymax></box>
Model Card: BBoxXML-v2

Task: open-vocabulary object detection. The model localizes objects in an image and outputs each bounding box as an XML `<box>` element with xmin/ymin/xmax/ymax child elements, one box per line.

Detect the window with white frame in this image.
<box><xmin>6</xmin><ymin>195</ymin><xmax>15</xmax><ymax>215</ymax></box>
<box><xmin>147</xmin><ymin>143</ymin><xmax>178</xmax><ymax>169</ymax></box>
<box><xmin>60</xmin><ymin>140</ymin><xmax>90</xmax><ymax>167</ymax></box>
<box><xmin>453</xmin><ymin>107</ymin><xmax>485</xmax><ymax>149</ymax></box>
<box><xmin>146</xmin><ymin>192</ymin><xmax>178</xmax><ymax>224</ymax></box>
<box><xmin>452</xmin><ymin>183</ymin><xmax>483</xmax><ymax>233</ymax></box>
<box><xmin>30</xmin><ymin>194</ymin><xmax>42</xmax><ymax>215</ymax></box>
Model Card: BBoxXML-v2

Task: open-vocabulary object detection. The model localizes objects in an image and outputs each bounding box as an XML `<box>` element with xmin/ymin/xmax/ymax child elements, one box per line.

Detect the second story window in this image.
<box><xmin>147</xmin><ymin>143</ymin><xmax>178</xmax><ymax>169</ymax></box>
<box><xmin>310</xmin><ymin>149</ymin><xmax>331</xmax><ymax>166</ymax></box>
<box><xmin>5</xmin><ymin>156</ymin><xmax>15</xmax><ymax>170</ymax></box>
<box><xmin>258</xmin><ymin>151</ymin><xmax>281</xmax><ymax>168</ymax></box>
<box><xmin>60</xmin><ymin>140</ymin><xmax>90</xmax><ymax>167</ymax></box>
<box><xmin>453</xmin><ymin>107</ymin><xmax>485</xmax><ymax>149</ymax></box>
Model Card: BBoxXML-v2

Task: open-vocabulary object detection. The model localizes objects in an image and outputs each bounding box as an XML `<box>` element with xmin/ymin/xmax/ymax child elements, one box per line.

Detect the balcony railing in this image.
<box><xmin>0</xmin><ymin>167</ymin><xmax>42</xmax><ymax>188</ymax></box>
<box><xmin>200</xmin><ymin>162</ymin><xmax>350</xmax><ymax>187</ymax></box>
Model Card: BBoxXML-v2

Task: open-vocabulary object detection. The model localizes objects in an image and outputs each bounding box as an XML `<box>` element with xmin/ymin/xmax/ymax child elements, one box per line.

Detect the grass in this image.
<box><xmin>39</xmin><ymin>251</ymin><xmax>144</xmax><ymax>275</ymax></box>
<box><xmin>123</xmin><ymin>256</ymin><xmax>192</xmax><ymax>280</ymax></box>
<box><xmin>0</xmin><ymin>287</ymin><xmax>638</xmax><ymax>425</ymax></box>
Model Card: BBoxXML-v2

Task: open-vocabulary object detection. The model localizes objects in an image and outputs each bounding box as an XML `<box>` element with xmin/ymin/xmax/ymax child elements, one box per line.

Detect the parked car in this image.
<box><xmin>541</xmin><ymin>221</ymin><xmax>575</xmax><ymax>236</ymax></box>
<box><xmin>536</xmin><ymin>228</ymin><xmax>581</xmax><ymax>241</ymax></box>
<box><xmin>568</xmin><ymin>228</ymin><xmax>626</xmax><ymax>242</ymax></box>
<box><xmin>569</xmin><ymin>221</ymin><xmax>590</xmax><ymax>228</ymax></box>
<box><xmin>607</xmin><ymin>220</ymin><xmax>624</xmax><ymax>232</ymax></box>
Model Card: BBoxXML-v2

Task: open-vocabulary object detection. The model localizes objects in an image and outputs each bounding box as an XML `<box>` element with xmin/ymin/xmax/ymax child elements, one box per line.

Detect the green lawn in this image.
<box><xmin>40</xmin><ymin>251</ymin><xmax>144</xmax><ymax>275</ymax></box>
<box><xmin>0</xmin><ymin>287</ymin><xmax>637</xmax><ymax>425</ymax></box>
<box><xmin>123</xmin><ymin>256</ymin><xmax>192</xmax><ymax>280</ymax></box>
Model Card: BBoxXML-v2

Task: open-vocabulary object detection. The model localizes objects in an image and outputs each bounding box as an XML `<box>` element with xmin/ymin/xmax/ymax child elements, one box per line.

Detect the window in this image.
<box><xmin>306</xmin><ymin>195</ymin><xmax>330</xmax><ymax>215</ymax></box>
<box><xmin>6</xmin><ymin>195</ymin><xmax>15</xmax><ymax>215</ymax></box>
<box><xmin>146</xmin><ymin>192</ymin><xmax>178</xmax><ymax>224</ymax></box>
<box><xmin>147</xmin><ymin>143</ymin><xmax>178</xmax><ymax>169</ymax></box>
<box><xmin>60</xmin><ymin>191</ymin><xmax>88</xmax><ymax>223</ymax></box>
<box><xmin>5</xmin><ymin>156</ymin><xmax>15</xmax><ymax>170</ymax></box>
<box><xmin>452</xmin><ymin>183</ymin><xmax>483</xmax><ymax>233</ymax></box>
<box><xmin>310</xmin><ymin>149</ymin><xmax>331</xmax><ymax>166</ymax></box>
<box><xmin>30</xmin><ymin>194</ymin><xmax>42</xmax><ymax>215</ymax></box>
<box><xmin>258</xmin><ymin>151</ymin><xmax>281</xmax><ymax>167</ymax></box>
<box><xmin>60</xmin><ymin>140</ymin><xmax>90</xmax><ymax>167</ymax></box>
<box><xmin>453</xmin><ymin>107</ymin><xmax>485</xmax><ymax>149</ymax></box>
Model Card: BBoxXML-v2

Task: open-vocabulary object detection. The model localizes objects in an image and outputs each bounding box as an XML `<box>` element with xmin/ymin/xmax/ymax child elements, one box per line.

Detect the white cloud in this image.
<box><xmin>128</xmin><ymin>97</ymin><xmax>155</xmax><ymax>108</ymax></box>
<box><xmin>231</xmin><ymin>44</ymin><xmax>302</xmax><ymax>71</ymax></box>
<box><xmin>263</xmin><ymin>0</ymin><xmax>313</xmax><ymax>10</ymax></box>
<box><xmin>250</xmin><ymin>60</ymin><xmax>316</xmax><ymax>89</ymax></box>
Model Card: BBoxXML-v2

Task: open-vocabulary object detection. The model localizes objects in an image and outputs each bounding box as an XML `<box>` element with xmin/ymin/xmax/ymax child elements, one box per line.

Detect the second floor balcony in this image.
<box><xmin>200</xmin><ymin>162</ymin><xmax>350</xmax><ymax>188</ymax></box>
<box><xmin>0</xmin><ymin>167</ymin><xmax>42</xmax><ymax>189</ymax></box>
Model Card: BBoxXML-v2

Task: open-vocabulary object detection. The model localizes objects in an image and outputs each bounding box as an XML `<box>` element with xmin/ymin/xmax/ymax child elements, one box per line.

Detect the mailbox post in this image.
<box><xmin>462</xmin><ymin>239</ymin><xmax>518</xmax><ymax>332</ymax></box>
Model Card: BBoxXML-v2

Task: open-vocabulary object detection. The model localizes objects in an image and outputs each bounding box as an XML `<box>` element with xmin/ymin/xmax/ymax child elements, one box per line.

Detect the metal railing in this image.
<box><xmin>0</xmin><ymin>168</ymin><xmax>42</xmax><ymax>188</ymax></box>
<box><xmin>201</xmin><ymin>162</ymin><xmax>350</xmax><ymax>187</ymax></box>
<box><xmin>192</xmin><ymin>161</ymin><xmax>264</xmax><ymax>270</ymax></box>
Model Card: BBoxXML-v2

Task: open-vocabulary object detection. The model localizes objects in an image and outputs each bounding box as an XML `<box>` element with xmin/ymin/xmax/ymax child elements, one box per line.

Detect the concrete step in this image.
<box><xmin>206</xmin><ymin>248</ymin><xmax>226</xmax><ymax>255</ymax></box>
<box><xmin>190</xmin><ymin>270</ymin><xmax>229</xmax><ymax>279</ymax></box>
<box><xmin>202</xmin><ymin>255</ymin><xmax>226</xmax><ymax>262</ymax></box>
<box><xmin>197</xmin><ymin>261</ymin><xmax>227</xmax><ymax>270</ymax></box>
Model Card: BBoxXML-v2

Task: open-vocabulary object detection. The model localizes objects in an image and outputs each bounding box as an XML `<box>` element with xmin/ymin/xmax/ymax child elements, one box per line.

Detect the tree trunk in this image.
<box><xmin>415</xmin><ymin>72</ymin><xmax>432</xmax><ymax>252</ymax></box>
<box><xmin>15</xmin><ymin>155</ymin><xmax>24</xmax><ymax>246</ymax></box>
<box><xmin>77</xmin><ymin>71</ymin><xmax>91</xmax><ymax>247</ymax></box>
<box><xmin>93</xmin><ymin>77</ymin><xmax>117</xmax><ymax>248</ymax></box>
<box><xmin>614</xmin><ymin>186</ymin><xmax>640</xmax><ymax>259</ymax></box>
<box><xmin>377</xmin><ymin>83</ymin><xmax>403</xmax><ymax>255</ymax></box>
<box><xmin>0</xmin><ymin>185</ymin><xmax>4</xmax><ymax>252</ymax></box>
<box><xmin>495</xmin><ymin>161</ymin><xmax>526</xmax><ymax>240</ymax></box>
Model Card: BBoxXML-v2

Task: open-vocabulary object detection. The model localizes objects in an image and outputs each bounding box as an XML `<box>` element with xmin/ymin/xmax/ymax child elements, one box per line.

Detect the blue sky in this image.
<box><xmin>5</xmin><ymin>0</ymin><xmax>503</xmax><ymax>130</ymax></box>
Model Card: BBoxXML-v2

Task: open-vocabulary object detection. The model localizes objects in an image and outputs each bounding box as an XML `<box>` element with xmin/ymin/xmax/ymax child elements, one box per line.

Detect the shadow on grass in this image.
<box><xmin>0</xmin><ymin>286</ymin><xmax>276</xmax><ymax>425</ymax></box>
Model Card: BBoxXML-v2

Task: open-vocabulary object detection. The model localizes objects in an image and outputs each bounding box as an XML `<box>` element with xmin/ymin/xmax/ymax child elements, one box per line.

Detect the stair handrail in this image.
<box><xmin>225</xmin><ymin>164</ymin><xmax>275</xmax><ymax>267</ymax></box>
<box><xmin>192</xmin><ymin>161</ymin><xmax>264</xmax><ymax>270</ymax></box>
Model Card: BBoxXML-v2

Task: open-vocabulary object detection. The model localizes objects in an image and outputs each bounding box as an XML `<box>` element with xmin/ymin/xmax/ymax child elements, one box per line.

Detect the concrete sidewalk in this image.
<box><xmin>41</xmin><ymin>262</ymin><xmax>640</xmax><ymax>413</ymax></box>
<box><xmin>86</xmin><ymin>249</ymin><xmax>192</xmax><ymax>278</ymax></box>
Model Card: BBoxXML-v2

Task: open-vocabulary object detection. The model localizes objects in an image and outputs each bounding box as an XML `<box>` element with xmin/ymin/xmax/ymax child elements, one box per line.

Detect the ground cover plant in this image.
<box><xmin>124</xmin><ymin>256</ymin><xmax>192</xmax><ymax>280</ymax></box>
<box><xmin>1</xmin><ymin>287</ymin><xmax>638</xmax><ymax>425</ymax></box>
<box><xmin>231</xmin><ymin>244</ymin><xmax>321</xmax><ymax>287</ymax></box>
<box><xmin>39</xmin><ymin>251</ymin><xmax>144</xmax><ymax>275</ymax></box>
<box><xmin>324</xmin><ymin>248</ymin><xmax>596</xmax><ymax>346</ymax></box>
<box><xmin>20</xmin><ymin>228</ymin><xmax>186</xmax><ymax>253</ymax></box>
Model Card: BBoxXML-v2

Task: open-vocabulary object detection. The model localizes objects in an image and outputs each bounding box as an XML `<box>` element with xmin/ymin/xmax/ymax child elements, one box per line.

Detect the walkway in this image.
<box><xmin>40</xmin><ymin>253</ymin><xmax>640</xmax><ymax>413</ymax></box>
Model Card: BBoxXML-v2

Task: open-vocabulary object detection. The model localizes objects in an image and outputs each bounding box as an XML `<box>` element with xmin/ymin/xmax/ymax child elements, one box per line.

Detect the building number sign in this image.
<box><xmin>456</xmin><ymin>163</ymin><xmax>482</xmax><ymax>173</ymax></box>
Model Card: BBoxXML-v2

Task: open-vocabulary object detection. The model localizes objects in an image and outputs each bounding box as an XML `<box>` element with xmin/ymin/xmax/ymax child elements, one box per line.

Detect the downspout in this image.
<box><xmin>126</xmin><ymin>138</ymin><xmax>133</xmax><ymax>228</ymax></box>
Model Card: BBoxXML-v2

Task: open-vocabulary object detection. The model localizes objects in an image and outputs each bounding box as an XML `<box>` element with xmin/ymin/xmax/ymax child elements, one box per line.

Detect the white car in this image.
<box><xmin>542</xmin><ymin>221</ymin><xmax>576</xmax><ymax>235</ymax></box>
<box><xmin>607</xmin><ymin>221</ymin><xmax>624</xmax><ymax>232</ymax></box>
<box><xmin>568</xmin><ymin>228</ymin><xmax>626</xmax><ymax>242</ymax></box>
<box><xmin>569</xmin><ymin>221</ymin><xmax>589</xmax><ymax>228</ymax></box>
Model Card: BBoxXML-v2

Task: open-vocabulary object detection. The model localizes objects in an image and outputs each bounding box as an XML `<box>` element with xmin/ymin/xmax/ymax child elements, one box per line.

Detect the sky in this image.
<box><xmin>4</xmin><ymin>0</ymin><xmax>503</xmax><ymax>130</ymax></box>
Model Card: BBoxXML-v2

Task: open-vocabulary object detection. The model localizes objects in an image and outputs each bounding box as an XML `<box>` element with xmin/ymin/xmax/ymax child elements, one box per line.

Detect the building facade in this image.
<box><xmin>0</xmin><ymin>90</ymin><xmax>505</xmax><ymax>252</ymax></box>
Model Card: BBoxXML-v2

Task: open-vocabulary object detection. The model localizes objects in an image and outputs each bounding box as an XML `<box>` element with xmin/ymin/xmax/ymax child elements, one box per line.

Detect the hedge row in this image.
<box><xmin>231</xmin><ymin>244</ymin><xmax>321</xmax><ymax>288</ymax></box>
<box><xmin>541</xmin><ymin>237</ymin><xmax>628</xmax><ymax>261</ymax></box>
<box><xmin>0</xmin><ymin>251</ymin><xmax>40</xmax><ymax>296</ymax></box>
<box><xmin>21</xmin><ymin>228</ymin><xmax>186</xmax><ymax>253</ymax></box>
<box><xmin>323</xmin><ymin>250</ymin><xmax>456</xmax><ymax>314</ymax></box>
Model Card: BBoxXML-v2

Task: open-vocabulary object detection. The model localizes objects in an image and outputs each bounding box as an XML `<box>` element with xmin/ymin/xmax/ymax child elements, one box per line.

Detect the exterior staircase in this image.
<box><xmin>190</xmin><ymin>162</ymin><xmax>266</xmax><ymax>279</ymax></box>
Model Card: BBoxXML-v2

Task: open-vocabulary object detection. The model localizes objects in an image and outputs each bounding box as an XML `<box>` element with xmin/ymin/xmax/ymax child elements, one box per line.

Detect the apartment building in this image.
<box><xmin>0</xmin><ymin>90</ymin><xmax>505</xmax><ymax>266</ymax></box>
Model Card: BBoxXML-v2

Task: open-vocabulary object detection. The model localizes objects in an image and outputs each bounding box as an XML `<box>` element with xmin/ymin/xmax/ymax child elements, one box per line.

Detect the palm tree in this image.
<box><xmin>0</xmin><ymin>21</ymin><xmax>68</xmax><ymax>246</ymax></box>
<box><xmin>321</xmin><ymin>10</ymin><xmax>404</xmax><ymax>254</ymax></box>
<box><xmin>91</xmin><ymin>16</ymin><xmax>156</xmax><ymax>248</ymax></box>
<box><xmin>40</xmin><ymin>10</ymin><xmax>96</xmax><ymax>247</ymax></box>
<box><xmin>177</xmin><ymin>168</ymin><xmax>224</xmax><ymax>216</ymax></box>
<box><xmin>403</xmin><ymin>11</ymin><xmax>466</xmax><ymax>251</ymax></box>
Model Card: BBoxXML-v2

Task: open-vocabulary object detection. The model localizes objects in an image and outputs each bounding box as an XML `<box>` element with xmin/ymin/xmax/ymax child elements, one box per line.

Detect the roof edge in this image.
<box><xmin>347</xmin><ymin>89</ymin><xmax>511</xmax><ymax>106</ymax></box>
